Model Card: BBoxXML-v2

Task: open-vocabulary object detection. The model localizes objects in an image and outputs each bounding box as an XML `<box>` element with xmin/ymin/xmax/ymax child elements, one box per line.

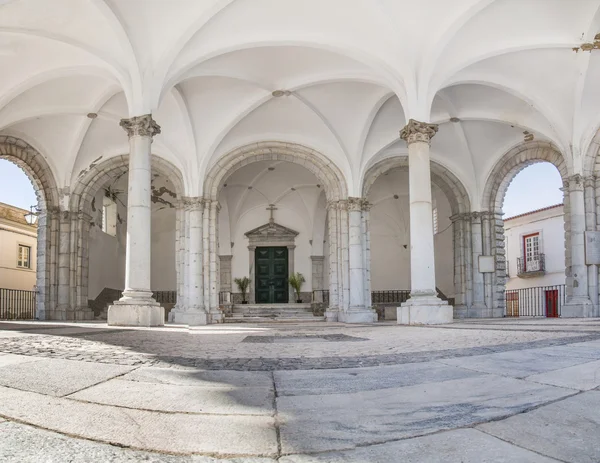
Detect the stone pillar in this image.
<box><xmin>451</xmin><ymin>213</ymin><xmax>468</xmax><ymax>318</ymax></box>
<box><xmin>563</xmin><ymin>175</ymin><xmax>594</xmax><ymax>317</ymax></box>
<box><xmin>339</xmin><ymin>201</ymin><xmax>350</xmax><ymax>312</ymax></box>
<box><xmin>108</xmin><ymin>114</ymin><xmax>164</xmax><ymax>326</ymax></box>
<box><xmin>311</xmin><ymin>256</ymin><xmax>325</xmax><ymax>302</ymax></box>
<box><xmin>470</xmin><ymin>212</ymin><xmax>486</xmax><ymax>316</ymax></box>
<box><xmin>584</xmin><ymin>177</ymin><xmax>598</xmax><ymax>311</ymax></box>
<box><xmin>339</xmin><ymin>197</ymin><xmax>376</xmax><ymax>323</ymax></box>
<box><xmin>56</xmin><ymin>210</ymin><xmax>71</xmax><ymax>321</ymax></box>
<box><xmin>202</xmin><ymin>199</ymin><xmax>210</xmax><ymax>309</ymax></box>
<box><xmin>491</xmin><ymin>210</ymin><xmax>506</xmax><ymax>318</ymax></box>
<box><xmin>208</xmin><ymin>200</ymin><xmax>222</xmax><ymax>321</ymax></box>
<box><xmin>481</xmin><ymin>212</ymin><xmax>494</xmax><ymax>314</ymax></box>
<box><xmin>398</xmin><ymin>119</ymin><xmax>452</xmax><ymax>324</ymax></box>
<box><xmin>248</xmin><ymin>245</ymin><xmax>256</xmax><ymax>304</ymax></box>
<box><xmin>220</xmin><ymin>255</ymin><xmax>233</xmax><ymax>293</ymax></box>
<box><xmin>74</xmin><ymin>212</ymin><xmax>93</xmax><ymax>320</ymax></box>
<box><xmin>326</xmin><ymin>201</ymin><xmax>339</xmax><ymax>321</ymax></box>
<box><xmin>362</xmin><ymin>203</ymin><xmax>372</xmax><ymax>310</ymax></box>
<box><xmin>172</xmin><ymin>197</ymin><xmax>207</xmax><ymax>325</ymax></box>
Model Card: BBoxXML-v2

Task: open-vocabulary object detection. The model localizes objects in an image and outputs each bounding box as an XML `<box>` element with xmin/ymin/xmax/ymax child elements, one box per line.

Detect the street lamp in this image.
<box><xmin>24</xmin><ymin>205</ymin><xmax>40</xmax><ymax>226</ymax></box>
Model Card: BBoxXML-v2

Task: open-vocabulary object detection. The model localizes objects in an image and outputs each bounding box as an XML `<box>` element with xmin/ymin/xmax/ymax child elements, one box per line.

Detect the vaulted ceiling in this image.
<box><xmin>1</xmin><ymin>0</ymin><xmax>599</xmax><ymax>208</ymax></box>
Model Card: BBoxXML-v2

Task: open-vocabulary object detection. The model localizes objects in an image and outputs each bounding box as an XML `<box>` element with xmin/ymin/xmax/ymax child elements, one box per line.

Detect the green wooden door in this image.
<box><xmin>255</xmin><ymin>247</ymin><xmax>289</xmax><ymax>304</ymax></box>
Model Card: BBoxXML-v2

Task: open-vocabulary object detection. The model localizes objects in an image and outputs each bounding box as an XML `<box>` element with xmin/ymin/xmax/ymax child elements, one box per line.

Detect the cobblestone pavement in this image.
<box><xmin>0</xmin><ymin>319</ymin><xmax>598</xmax><ymax>462</ymax></box>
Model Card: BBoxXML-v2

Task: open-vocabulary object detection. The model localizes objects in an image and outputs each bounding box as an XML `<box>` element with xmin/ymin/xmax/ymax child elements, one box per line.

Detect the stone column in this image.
<box><xmin>339</xmin><ymin>197</ymin><xmax>376</xmax><ymax>322</ymax></box>
<box><xmin>108</xmin><ymin>114</ymin><xmax>164</xmax><ymax>326</ymax></box>
<box><xmin>339</xmin><ymin>201</ymin><xmax>350</xmax><ymax>312</ymax></box>
<box><xmin>172</xmin><ymin>197</ymin><xmax>207</xmax><ymax>325</ymax></box>
<box><xmin>208</xmin><ymin>200</ymin><xmax>222</xmax><ymax>321</ymax></box>
<box><xmin>362</xmin><ymin>203</ymin><xmax>372</xmax><ymax>310</ymax></box>
<box><xmin>326</xmin><ymin>201</ymin><xmax>339</xmax><ymax>321</ymax></box>
<box><xmin>470</xmin><ymin>212</ymin><xmax>486</xmax><ymax>316</ymax></box>
<box><xmin>584</xmin><ymin>177</ymin><xmax>598</xmax><ymax>310</ymax></box>
<box><xmin>56</xmin><ymin>210</ymin><xmax>71</xmax><ymax>321</ymax></box>
<box><xmin>202</xmin><ymin>199</ymin><xmax>210</xmax><ymax>309</ymax></box>
<box><xmin>451</xmin><ymin>213</ymin><xmax>468</xmax><ymax>318</ymax></box>
<box><xmin>74</xmin><ymin>212</ymin><xmax>93</xmax><ymax>320</ymax></box>
<box><xmin>398</xmin><ymin>119</ymin><xmax>452</xmax><ymax>324</ymax></box>
<box><xmin>563</xmin><ymin>175</ymin><xmax>594</xmax><ymax>317</ymax></box>
<box><xmin>248</xmin><ymin>245</ymin><xmax>256</xmax><ymax>304</ymax></box>
<box><xmin>310</xmin><ymin>255</ymin><xmax>325</xmax><ymax>302</ymax></box>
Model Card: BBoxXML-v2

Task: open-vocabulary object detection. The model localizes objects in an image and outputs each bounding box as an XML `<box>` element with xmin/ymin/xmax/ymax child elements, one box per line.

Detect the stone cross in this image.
<box><xmin>267</xmin><ymin>204</ymin><xmax>277</xmax><ymax>224</ymax></box>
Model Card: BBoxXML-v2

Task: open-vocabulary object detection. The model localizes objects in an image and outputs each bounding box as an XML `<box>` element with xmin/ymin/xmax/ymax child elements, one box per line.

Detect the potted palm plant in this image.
<box><xmin>289</xmin><ymin>272</ymin><xmax>305</xmax><ymax>303</ymax></box>
<box><xmin>234</xmin><ymin>277</ymin><xmax>250</xmax><ymax>304</ymax></box>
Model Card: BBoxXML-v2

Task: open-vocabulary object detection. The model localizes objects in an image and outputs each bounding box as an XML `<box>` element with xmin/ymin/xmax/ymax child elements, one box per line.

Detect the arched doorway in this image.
<box><xmin>0</xmin><ymin>136</ymin><xmax>60</xmax><ymax>320</ymax></box>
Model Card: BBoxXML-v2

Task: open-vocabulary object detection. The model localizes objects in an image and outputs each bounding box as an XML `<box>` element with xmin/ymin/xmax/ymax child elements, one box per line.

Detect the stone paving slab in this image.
<box><xmin>124</xmin><ymin>367</ymin><xmax>274</xmax><ymax>387</ymax></box>
<box><xmin>0</xmin><ymin>353</ymin><xmax>40</xmax><ymax>367</ymax></box>
<box><xmin>71</xmin><ymin>378</ymin><xmax>274</xmax><ymax>415</ymax></box>
<box><xmin>0</xmin><ymin>358</ymin><xmax>135</xmax><ymax>396</ymax></box>
<box><xmin>274</xmin><ymin>361</ymin><xmax>481</xmax><ymax>396</ymax></box>
<box><xmin>0</xmin><ymin>386</ymin><xmax>278</xmax><ymax>457</ymax></box>
<box><xmin>438</xmin><ymin>350</ymin><xmax>594</xmax><ymax>378</ymax></box>
<box><xmin>525</xmin><ymin>359</ymin><xmax>600</xmax><ymax>391</ymax></box>
<box><xmin>478</xmin><ymin>391</ymin><xmax>600</xmax><ymax>463</ymax></box>
<box><xmin>526</xmin><ymin>343</ymin><xmax>600</xmax><ymax>359</ymax></box>
<box><xmin>276</xmin><ymin>374</ymin><xmax>573</xmax><ymax>453</ymax></box>
<box><xmin>279</xmin><ymin>428</ymin><xmax>558</xmax><ymax>462</ymax></box>
<box><xmin>0</xmin><ymin>421</ymin><xmax>277</xmax><ymax>463</ymax></box>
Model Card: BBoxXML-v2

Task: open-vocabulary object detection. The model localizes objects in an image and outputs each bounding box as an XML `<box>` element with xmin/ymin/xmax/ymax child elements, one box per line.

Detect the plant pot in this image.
<box><xmin>242</xmin><ymin>300</ymin><xmax>248</xmax><ymax>304</ymax></box>
<box><xmin>296</xmin><ymin>299</ymin><xmax>302</xmax><ymax>303</ymax></box>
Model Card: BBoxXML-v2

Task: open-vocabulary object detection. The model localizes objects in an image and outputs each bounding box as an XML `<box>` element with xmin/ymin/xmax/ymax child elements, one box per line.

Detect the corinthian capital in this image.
<box><xmin>120</xmin><ymin>115</ymin><xmax>161</xmax><ymax>138</ymax></box>
<box><xmin>400</xmin><ymin>119</ymin><xmax>438</xmax><ymax>145</ymax></box>
<box><xmin>347</xmin><ymin>197</ymin><xmax>363</xmax><ymax>212</ymax></box>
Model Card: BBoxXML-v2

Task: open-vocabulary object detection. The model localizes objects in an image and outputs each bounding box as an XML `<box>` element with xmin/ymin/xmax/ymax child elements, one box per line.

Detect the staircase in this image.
<box><xmin>223</xmin><ymin>303</ymin><xmax>324</xmax><ymax>323</ymax></box>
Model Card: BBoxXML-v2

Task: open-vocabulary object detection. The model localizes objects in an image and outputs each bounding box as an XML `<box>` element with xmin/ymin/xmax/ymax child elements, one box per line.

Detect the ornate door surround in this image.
<box><xmin>245</xmin><ymin>221</ymin><xmax>298</xmax><ymax>304</ymax></box>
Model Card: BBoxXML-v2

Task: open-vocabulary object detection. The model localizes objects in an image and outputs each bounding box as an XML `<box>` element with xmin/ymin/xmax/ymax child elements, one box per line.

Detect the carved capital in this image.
<box><xmin>120</xmin><ymin>115</ymin><xmax>161</xmax><ymax>138</ymax></box>
<box><xmin>347</xmin><ymin>197</ymin><xmax>363</xmax><ymax>212</ymax></box>
<box><xmin>327</xmin><ymin>200</ymin><xmax>339</xmax><ymax>211</ymax></box>
<box><xmin>182</xmin><ymin>196</ymin><xmax>204</xmax><ymax>211</ymax></box>
<box><xmin>565</xmin><ymin>174</ymin><xmax>583</xmax><ymax>191</ymax></box>
<box><xmin>400</xmin><ymin>119</ymin><xmax>438</xmax><ymax>145</ymax></box>
<box><xmin>337</xmin><ymin>200</ymin><xmax>348</xmax><ymax>211</ymax></box>
<box><xmin>584</xmin><ymin>175</ymin><xmax>596</xmax><ymax>189</ymax></box>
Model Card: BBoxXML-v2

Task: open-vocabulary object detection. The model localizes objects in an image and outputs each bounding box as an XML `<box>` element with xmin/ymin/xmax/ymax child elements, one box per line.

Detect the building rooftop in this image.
<box><xmin>0</xmin><ymin>202</ymin><xmax>35</xmax><ymax>227</ymax></box>
<box><xmin>504</xmin><ymin>204</ymin><xmax>563</xmax><ymax>222</ymax></box>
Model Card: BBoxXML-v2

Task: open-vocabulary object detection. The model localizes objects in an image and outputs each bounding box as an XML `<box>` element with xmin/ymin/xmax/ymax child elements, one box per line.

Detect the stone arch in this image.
<box><xmin>361</xmin><ymin>157</ymin><xmax>471</xmax><ymax>214</ymax></box>
<box><xmin>481</xmin><ymin>141</ymin><xmax>567</xmax><ymax>212</ymax></box>
<box><xmin>481</xmin><ymin>141</ymin><xmax>568</xmax><ymax>316</ymax></box>
<box><xmin>203</xmin><ymin>141</ymin><xmax>348</xmax><ymax>201</ymax></box>
<box><xmin>71</xmin><ymin>155</ymin><xmax>185</xmax><ymax>215</ymax></box>
<box><xmin>69</xmin><ymin>154</ymin><xmax>185</xmax><ymax>317</ymax></box>
<box><xmin>361</xmin><ymin>156</ymin><xmax>471</xmax><ymax>310</ymax></box>
<box><xmin>0</xmin><ymin>135</ymin><xmax>61</xmax><ymax>320</ymax></box>
<box><xmin>583</xmin><ymin>129</ymin><xmax>600</xmax><ymax>177</ymax></box>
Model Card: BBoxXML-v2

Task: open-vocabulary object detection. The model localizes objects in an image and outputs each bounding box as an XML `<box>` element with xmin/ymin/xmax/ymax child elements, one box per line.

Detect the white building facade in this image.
<box><xmin>1</xmin><ymin>1</ymin><xmax>600</xmax><ymax>325</ymax></box>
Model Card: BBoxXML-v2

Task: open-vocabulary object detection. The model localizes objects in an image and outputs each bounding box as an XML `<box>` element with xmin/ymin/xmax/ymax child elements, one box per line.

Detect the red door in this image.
<box><xmin>545</xmin><ymin>290</ymin><xmax>559</xmax><ymax>318</ymax></box>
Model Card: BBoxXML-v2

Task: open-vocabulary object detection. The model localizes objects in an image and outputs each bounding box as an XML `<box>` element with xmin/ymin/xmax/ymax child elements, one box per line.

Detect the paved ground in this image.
<box><xmin>0</xmin><ymin>319</ymin><xmax>599</xmax><ymax>462</ymax></box>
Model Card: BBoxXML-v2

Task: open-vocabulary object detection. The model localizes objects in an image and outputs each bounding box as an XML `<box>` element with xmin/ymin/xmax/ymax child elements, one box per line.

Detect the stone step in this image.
<box><xmin>233</xmin><ymin>304</ymin><xmax>312</xmax><ymax>309</ymax></box>
<box><xmin>223</xmin><ymin>316</ymin><xmax>325</xmax><ymax>323</ymax></box>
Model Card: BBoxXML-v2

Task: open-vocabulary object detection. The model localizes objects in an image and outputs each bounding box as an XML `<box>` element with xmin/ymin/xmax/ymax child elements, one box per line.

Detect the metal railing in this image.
<box><xmin>517</xmin><ymin>254</ymin><xmax>545</xmax><ymax>276</ymax></box>
<box><xmin>371</xmin><ymin>290</ymin><xmax>411</xmax><ymax>304</ymax></box>
<box><xmin>152</xmin><ymin>291</ymin><xmax>177</xmax><ymax>304</ymax></box>
<box><xmin>505</xmin><ymin>284</ymin><xmax>565</xmax><ymax>318</ymax></box>
<box><xmin>0</xmin><ymin>288</ymin><xmax>36</xmax><ymax>320</ymax></box>
<box><xmin>312</xmin><ymin>290</ymin><xmax>330</xmax><ymax>305</ymax></box>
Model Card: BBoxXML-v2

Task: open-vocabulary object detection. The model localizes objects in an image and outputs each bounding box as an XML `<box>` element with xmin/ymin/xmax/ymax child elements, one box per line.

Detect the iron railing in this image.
<box><xmin>0</xmin><ymin>288</ymin><xmax>36</xmax><ymax>320</ymax></box>
<box><xmin>517</xmin><ymin>254</ymin><xmax>545</xmax><ymax>277</ymax></box>
<box><xmin>312</xmin><ymin>290</ymin><xmax>330</xmax><ymax>305</ymax></box>
<box><xmin>153</xmin><ymin>291</ymin><xmax>177</xmax><ymax>304</ymax></box>
<box><xmin>371</xmin><ymin>290</ymin><xmax>411</xmax><ymax>304</ymax></box>
<box><xmin>505</xmin><ymin>284</ymin><xmax>565</xmax><ymax>318</ymax></box>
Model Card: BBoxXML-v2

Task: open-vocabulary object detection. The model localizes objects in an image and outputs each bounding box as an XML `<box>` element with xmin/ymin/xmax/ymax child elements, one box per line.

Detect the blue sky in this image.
<box><xmin>0</xmin><ymin>158</ymin><xmax>563</xmax><ymax>217</ymax></box>
<box><xmin>0</xmin><ymin>159</ymin><xmax>37</xmax><ymax>210</ymax></box>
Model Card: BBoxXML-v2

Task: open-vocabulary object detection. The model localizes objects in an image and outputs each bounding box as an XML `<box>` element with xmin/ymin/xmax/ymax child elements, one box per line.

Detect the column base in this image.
<box><xmin>562</xmin><ymin>297</ymin><xmax>595</xmax><ymax>318</ymax></box>
<box><xmin>171</xmin><ymin>309</ymin><xmax>209</xmax><ymax>326</ymax></box>
<box><xmin>325</xmin><ymin>308</ymin><xmax>339</xmax><ymax>322</ymax></box>
<box><xmin>338</xmin><ymin>308</ymin><xmax>377</xmax><ymax>324</ymax></box>
<box><xmin>107</xmin><ymin>304</ymin><xmax>164</xmax><ymax>327</ymax></box>
<box><xmin>74</xmin><ymin>307</ymin><xmax>95</xmax><ymax>321</ymax></box>
<box><xmin>398</xmin><ymin>296</ymin><xmax>453</xmax><ymax>325</ymax></box>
